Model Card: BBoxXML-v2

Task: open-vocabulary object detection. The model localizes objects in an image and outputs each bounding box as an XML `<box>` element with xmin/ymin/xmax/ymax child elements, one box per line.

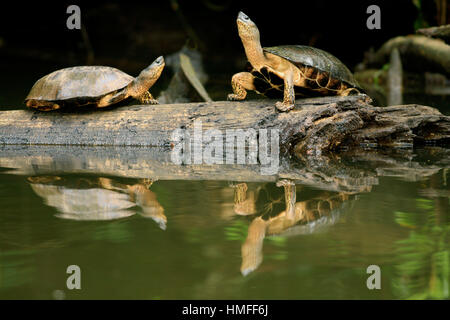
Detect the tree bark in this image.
<box><xmin>0</xmin><ymin>96</ymin><xmax>449</xmax><ymax>156</ymax></box>
<box><xmin>417</xmin><ymin>25</ymin><xmax>450</xmax><ymax>44</ymax></box>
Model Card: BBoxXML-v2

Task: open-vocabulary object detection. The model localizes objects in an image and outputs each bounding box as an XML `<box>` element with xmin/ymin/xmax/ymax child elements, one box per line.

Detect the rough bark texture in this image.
<box><xmin>0</xmin><ymin>96</ymin><xmax>449</xmax><ymax>157</ymax></box>
<box><xmin>417</xmin><ymin>25</ymin><xmax>450</xmax><ymax>43</ymax></box>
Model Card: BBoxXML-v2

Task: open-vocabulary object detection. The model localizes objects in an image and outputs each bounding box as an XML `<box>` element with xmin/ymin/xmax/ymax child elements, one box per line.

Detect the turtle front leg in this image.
<box><xmin>227</xmin><ymin>72</ymin><xmax>255</xmax><ymax>101</ymax></box>
<box><xmin>276</xmin><ymin>179</ymin><xmax>296</xmax><ymax>220</ymax></box>
<box><xmin>138</xmin><ymin>91</ymin><xmax>158</xmax><ymax>105</ymax></box>
<box><xmin>141</xmin><ymin>178</ymin><xmax>157</xmax><ymax>189</ymax></box>
<box><xmin>276</xmin><ymin>72</ymin><xmax>295</xmax><ymax>112</ymax></box>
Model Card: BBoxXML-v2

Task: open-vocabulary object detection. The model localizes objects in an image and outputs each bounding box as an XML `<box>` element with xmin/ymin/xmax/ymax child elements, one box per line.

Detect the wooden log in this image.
<box><xmin>0</xmin><ymin>96</ymin><xmax>449</xmax><ymax>156</ymax></box>
<box><xmin>417</xmin><ymin>24</ymin><xmax>450</xmax><ymax>44</ymax></box>
<box><xmin>367</xmin><ymin>35</ymin><xmax>450</xmax><ymax>76</ymax></box>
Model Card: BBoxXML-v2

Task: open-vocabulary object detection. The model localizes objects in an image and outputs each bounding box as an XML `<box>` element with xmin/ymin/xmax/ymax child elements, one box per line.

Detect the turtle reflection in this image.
<box><xmin>231</xmin><ymin>180</ymin><xmax>356</xmax><ymax>276</ymax></box>
<box><xmin>27</xmin><ymin>176</ymin><xmax>166</xmax><ymax>229</ymax></box>
<box><xmin>230</xmin><ymin>182</ymin><xmax>262</xmax><ymax>216</ymax></box>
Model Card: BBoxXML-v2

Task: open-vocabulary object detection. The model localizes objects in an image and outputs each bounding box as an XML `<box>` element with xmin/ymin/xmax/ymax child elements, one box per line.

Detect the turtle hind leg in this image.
<box><xmin>227</xmin><ymin>72</ymin><xmax>256</xmax><ymax>101</ymax></box>
<box><xmin>138</xmin><ymin>91</ymin><xmax>158</xmax><ymax>105</ymax></box>
<box><xmin>26</xmin><ymin>99</ymin><xmax>60</xmax><ymax>111</ymax></box>
<box><xmin>339</xmin><ymin>87</ymin><xmax>362</xmax><ymax>96</ymax></box>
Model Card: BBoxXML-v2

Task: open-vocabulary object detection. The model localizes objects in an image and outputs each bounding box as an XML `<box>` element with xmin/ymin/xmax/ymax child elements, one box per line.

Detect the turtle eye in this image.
<box><xmin>238</xmin><ymin>12</ymin><xmax>250</xmax><ymax>21</ymax></box>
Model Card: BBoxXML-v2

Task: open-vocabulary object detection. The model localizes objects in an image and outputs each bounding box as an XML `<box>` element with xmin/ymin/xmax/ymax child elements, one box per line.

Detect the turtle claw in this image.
<box><xmin>142</xmin><ymin>99</ymin><xmax>158</xmax><ymax>105</ymax></box>
<box><xmin>227</xmin><ymin>93</ymin><xmax>244</xmax><ymax>101</ymax></box>
<box><xmin>139</xmin><ymin>92</ymin><xmax>159</xmax><ymax>105</ymax></box>
<box><xmin>275</xmin><ymin>101</ymin><xmax>295</xmax><ymax>112</ymax></box>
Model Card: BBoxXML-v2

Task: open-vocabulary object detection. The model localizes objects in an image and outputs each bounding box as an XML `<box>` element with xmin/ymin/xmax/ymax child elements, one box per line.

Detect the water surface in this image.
<box><xmin>0</xmin><ymin>146</ymin><xmax>448</xmax><ymax>299</ymax></box>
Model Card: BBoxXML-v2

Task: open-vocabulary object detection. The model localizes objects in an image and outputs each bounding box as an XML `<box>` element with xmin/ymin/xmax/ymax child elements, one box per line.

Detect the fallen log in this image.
<box><xmin>0</xmin><ymin>96</ymin><xmax>449</xmax><ymax>156</ymax></box>
<box><xmin>365</xmin><ymin>35</ymin><xmax>450</xmax><ymax>76</ymax></box>
<box><xmin>417</xmin><ymin>25</ymin><xmax>450</xmax><ymax>44</ymax></box>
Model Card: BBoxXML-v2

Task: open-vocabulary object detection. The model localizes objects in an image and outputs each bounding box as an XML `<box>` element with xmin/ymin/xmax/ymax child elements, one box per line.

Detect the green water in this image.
<box><xmin>0</xmin><ymin>146</ymin><xmax>448</xmax><ymax>300</ymax></box>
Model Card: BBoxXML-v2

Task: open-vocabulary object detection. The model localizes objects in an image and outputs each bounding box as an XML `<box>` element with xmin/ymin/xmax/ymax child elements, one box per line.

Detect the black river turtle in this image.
<box><xmin>25</xmin><ymin>56</ymin><xmax>165</xmax><ymax>111</ymax></box>
<box><xmin>228</xmin><ymin>12</ymin><xmax>363</xmax><ymax>112</ymax></box>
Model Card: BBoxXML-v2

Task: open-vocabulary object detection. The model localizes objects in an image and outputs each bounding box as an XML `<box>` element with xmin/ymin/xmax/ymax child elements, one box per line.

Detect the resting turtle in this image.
<box><xmin>25</xmin><ymin>56</ymin><xmax>165</xmax><ymax>111</ymax></box>
<box><xmin>228</xmin><ymin>12</ymin><xmax>363</xmax><ymax>112</ymax></box>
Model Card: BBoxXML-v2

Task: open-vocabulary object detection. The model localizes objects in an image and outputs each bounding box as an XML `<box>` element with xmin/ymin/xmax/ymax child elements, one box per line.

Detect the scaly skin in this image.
<box><xmin>275</xmin><ymin>72</ymin><xmax>295</xmax><ymax>111</ymax></box>
<box><xmin>126</xmin><ymin>56</ymin><xmax>165</xmax><ymax>104</ymax></box>
<box><xmin>99</xmin><ymin>56</ymin><xmax>165</xmax><ymax>107</ymax></box>
<box><xmin>276</xmin><ymin>179</ymin><xmax>296</xmax><ymax>220</ymax></box>
<box><xmin>227</xmin><ymin>72</ymin><xmax>255</xmax><ymax>101</ymax></box>
<box><xmin>339</xmin><ymin>87</ymin><xmax>361</xmax><ymax>96</ymax></box>
<box><xmin>138</xmin><ymin>91</ymin><xmax>158</xmax><ymax>105</ymax></box>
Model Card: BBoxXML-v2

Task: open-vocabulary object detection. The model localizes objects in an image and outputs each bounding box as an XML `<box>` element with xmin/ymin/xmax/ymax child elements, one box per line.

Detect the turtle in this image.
<box><xmin>25</xmin><ymin>56</ymin><xmax>165</xmax><ymax>111</ymax></box>
<box><xmin>228</xmin><ymin>12</ymin><xmax>363</xmax><ymax>112</ymax></box>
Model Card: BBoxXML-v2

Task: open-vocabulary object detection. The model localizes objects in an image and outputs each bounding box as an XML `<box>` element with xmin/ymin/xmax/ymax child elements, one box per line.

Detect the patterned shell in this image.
<box><xmin>26</xmin><ymin>66</ymin><xmax>134</xmax><ymax>101</ymax></box>
<box><xmin>263</xmin><ymin>45</ymin><xmax>361</xmax><ymax>89</ymax></box>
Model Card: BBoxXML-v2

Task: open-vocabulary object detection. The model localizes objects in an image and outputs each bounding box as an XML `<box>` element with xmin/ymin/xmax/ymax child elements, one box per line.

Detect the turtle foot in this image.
<box><xmin>146</xmin><ymin>99</ymin><xmax>159</xmax><ymax>105</ymax></box>
<box><xmin>275</xmin><ymin>101</ymin><xmax>295</xmax><ymax>112</ymax></box>
<box><xmin>227</xmin><ymin>94</ymin><xmax>245</xmax><ymax>101</ymax></box>
<box><xmin>276</xmin><ymin>179</ymin><xmax>295</xmax><ymax>187</ymax></box>
<box><xmin>141</xmin><ymin>178</ymin><xmax>157</xmax><ymax>189</ymax></box>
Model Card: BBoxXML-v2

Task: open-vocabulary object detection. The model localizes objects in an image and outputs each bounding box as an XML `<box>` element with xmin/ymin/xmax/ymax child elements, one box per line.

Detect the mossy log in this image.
<box><xmin>0</xmin><ymin>96</ymin><xmax>449</xmax><ymax>156</ymax></box>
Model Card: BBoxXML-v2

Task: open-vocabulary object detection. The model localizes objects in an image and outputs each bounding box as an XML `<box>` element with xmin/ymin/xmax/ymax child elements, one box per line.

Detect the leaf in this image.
<box><xmin>180</xmin><ymin>53</ymin><xmax>212</xmax><ymax>102</ymax></box>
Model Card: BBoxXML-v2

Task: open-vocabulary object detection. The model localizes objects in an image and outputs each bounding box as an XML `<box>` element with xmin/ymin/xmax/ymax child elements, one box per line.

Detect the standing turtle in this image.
<box><xmin>228</xmin><ymin>12</ymin><xmax>363</xmax><ymax>112</ymax></box>
<box><xmin>25</xmin><ymin>56</ymin><xmax>165</xmax><ymax>111</ymax></box>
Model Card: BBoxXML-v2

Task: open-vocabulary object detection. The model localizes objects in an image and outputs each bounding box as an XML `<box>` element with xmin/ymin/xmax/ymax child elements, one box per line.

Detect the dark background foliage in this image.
<box><xmin>0</xmin><ymin>0</ymin><xmax>446</xmax><ymax>105</ymax></box>
<box><xmin>0</xmin><ymin>0</ymin><xmax>435</xmax><ymax>65</ymax></box>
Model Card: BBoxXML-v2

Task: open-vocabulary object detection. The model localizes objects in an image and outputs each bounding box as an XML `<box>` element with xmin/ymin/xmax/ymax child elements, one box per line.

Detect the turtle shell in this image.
<box><xmin>25</xmin><ymin>66</ymin><xmax>134</xmax><ymax>105</ymax></box>
<box><xmin>250</xmin><ymin>45</ymin><xmax>362</xmax><ymax>98</ymax></box>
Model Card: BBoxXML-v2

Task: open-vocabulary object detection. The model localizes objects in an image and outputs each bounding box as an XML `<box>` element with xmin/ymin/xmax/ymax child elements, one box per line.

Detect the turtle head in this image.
<box><xmin>237</xmin><ymin>12</ymin><xmax>260</xmax><ymax>42</ymax></box>
<box><xmin>127</xmin><ymin>56</ymin><xmax>165</xmax><ymax>98</ymax></box>
<box><xmin>145</xmin><ymin>56</ymin><xmax>165</xmax><ymax>79</ymax></box>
